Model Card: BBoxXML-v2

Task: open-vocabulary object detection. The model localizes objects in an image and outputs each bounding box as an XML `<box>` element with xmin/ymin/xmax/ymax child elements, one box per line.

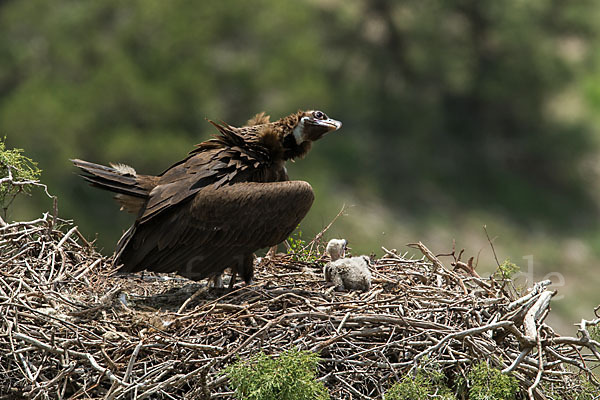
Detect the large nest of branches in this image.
<box><xmin>1</xmin><ymin>213</ymin><xmax>599</xmax><ymax>399</ymax></box>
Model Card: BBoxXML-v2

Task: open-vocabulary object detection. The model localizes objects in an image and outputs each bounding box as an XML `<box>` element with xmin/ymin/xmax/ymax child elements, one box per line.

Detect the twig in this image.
<box><xmin>13</xmin><ymin>332</ymin><xmax>125</xmax><ymax>387</ymax></box>
<box><xmin>523</xmin><ymin>291</ymin><xmax>555</xmax><ymax>340</ymax></box>
<box><xmin>483</xmin><ymin>225</ymin><xmax>501</xmax><ymax>267</ymax></box>
<box><xmin>412</xmin><ymin>320</ymin><xmax>514</xmax><ymax>364</ymax></box>
<box><xmin>527</xmin><ymin>326</ymin><xmax>544</xmax><ymax>400</ymax></box>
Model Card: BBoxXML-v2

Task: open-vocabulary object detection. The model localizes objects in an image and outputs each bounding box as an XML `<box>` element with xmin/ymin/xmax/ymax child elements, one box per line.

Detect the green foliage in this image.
<box><xmin>286</xmin><ymin>229</ymin><xmax>316</xmax><ymax>262</ymax></box>
<box><xmin>541</xmin><ymin>374</ymin><xmax>599</xmax><ymax>400</ymax></box>
<box><xmin>494</xmin><ymin>259</ymin><xmax>520</xmax><ymax>281</ymax></box>
<box><xmin>224</xmin><ymin>347</ymin><xmax>330</xmax><ymax>400</ymax></box>
<box><xmin>385</xmin><ymin>367</ymin><xmax>456</xmax><ymax>400</ymax></box>
<box><xmin>0</xmin><ymin>138</ymin><xmax>42</xmax><ymax>213</ymax></box>
<box><xmin>384</xmin><ymin>374</ymin><xmax>430</xmax><ymax>400</ymax></box>
<box><xmin>466</xmin><ymin>361</ymin><xmax>519</xmax><ymax>400</ymax></box>
<box><xmin>573</xmin><ymin>376</ymin><xmax>600</xmax><ymax>400</ymax></box>
<box><xmin>589</xmin><ymin>324</ymin><xmax>600</xmax><ymax>342</ymax></box>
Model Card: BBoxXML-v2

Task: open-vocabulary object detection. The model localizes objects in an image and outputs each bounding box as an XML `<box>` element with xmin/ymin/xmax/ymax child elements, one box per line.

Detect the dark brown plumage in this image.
<box><xmin>72</xmin><ymin>110</ymin><xmax>341</xmax><ymax>286</ymax></box>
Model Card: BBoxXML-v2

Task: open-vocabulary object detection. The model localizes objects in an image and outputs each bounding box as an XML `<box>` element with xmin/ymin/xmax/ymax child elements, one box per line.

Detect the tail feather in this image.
<box><xmin>72</xmin><ymin>159</ymin><xmax>157</xmax><ymax>213</ymax></box>
<box><xmin>72</xmin><ymin>159</ymin><xmax>148</xmax><ymax>197</ymax></box>
<box><xmin>78</xmin><ymin>175</ymin><xmax>145</xmax><ymax>197</ymax></box>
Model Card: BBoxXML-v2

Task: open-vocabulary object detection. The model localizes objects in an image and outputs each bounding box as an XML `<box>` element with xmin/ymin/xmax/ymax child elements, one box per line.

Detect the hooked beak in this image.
<box><xmin>298</xmin><ymin>115</ymin><xmax>343</xmax><ymax>143</ymax></box>
<box><xmin>315</xmin><ymin>118</ymin><xmax>342</xmax><ymax>132</ymax></box>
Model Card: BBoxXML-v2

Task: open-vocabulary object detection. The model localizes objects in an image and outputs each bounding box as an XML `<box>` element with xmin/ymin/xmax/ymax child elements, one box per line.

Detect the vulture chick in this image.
<box><xmin>324</xmin><ymin>239</ymin><xmax>372</xmax><ymax>292</ymax></box>
<box><xmin>73</xmin><ymin>110</ymin><xmax>341</xmax><ymax>287</ymax></box>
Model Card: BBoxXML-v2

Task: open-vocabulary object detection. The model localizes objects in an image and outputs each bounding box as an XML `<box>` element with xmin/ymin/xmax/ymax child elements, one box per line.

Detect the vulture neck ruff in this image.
<box><xmin>293</xmin><ymin>117</ymin><xmax>306</xmax><ymax>145</ymax></box>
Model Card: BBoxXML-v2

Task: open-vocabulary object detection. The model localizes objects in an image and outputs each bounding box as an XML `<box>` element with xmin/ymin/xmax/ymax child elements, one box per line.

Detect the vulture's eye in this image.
<box><xmin>313</xmin><ymin>111</ymin><xmax>326</xmax><ymax>120</ymax></box>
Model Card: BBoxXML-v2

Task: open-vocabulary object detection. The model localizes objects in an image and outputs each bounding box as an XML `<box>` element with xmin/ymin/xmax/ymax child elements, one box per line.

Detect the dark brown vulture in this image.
<box><xmin>72</xmin><ymin>110</ymin><xmax>341</xmax><ymax>287</ymax></box>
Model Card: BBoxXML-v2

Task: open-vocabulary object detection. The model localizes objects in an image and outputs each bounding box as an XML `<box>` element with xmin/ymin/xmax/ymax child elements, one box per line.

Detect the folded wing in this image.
<box><xmin>116</xmin><ymin>181</ymin><xmax>314</xmax><ymax>280</ymax></box>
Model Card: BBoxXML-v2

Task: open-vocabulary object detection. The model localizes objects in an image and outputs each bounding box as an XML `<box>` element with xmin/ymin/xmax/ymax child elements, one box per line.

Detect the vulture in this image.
<box><xmin>324</xmin><ymin>239</ymin><xmax>372</xmax><ymax>292</ymax></box>
<box><xmin>73</xmin><ymin>110</ymin><xmax>341</xmax><ymax>287</ymax></box>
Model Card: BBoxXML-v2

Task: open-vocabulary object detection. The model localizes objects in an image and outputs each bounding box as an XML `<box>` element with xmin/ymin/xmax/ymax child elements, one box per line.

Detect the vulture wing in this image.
<box><xmin>116</xmin><ymin>180</ymin><xmax>314</xmax><ymax>280</ymax></box>
<box><xmin>140</xmin><ymin>123</ymin><xmax>272</xmax><ymax>223</ymax></box>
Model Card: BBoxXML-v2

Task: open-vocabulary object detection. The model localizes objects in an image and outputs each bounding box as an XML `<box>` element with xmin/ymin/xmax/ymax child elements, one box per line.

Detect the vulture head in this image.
<box><xmin>292</xmin><ymin>110</ymin><xmax>342</xmax><ymax>143</ymax></box>
<box><xmin>274</xmin><ymin>110</ymin><xmax>342</xmax><ymax>160</ymax></box>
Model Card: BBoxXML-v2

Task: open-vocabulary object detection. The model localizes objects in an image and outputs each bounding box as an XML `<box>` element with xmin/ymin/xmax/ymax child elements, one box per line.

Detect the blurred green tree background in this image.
<box><xmin>3</xmin><ymin>0</ymin><xmax>600</xmax><ymax>328</ymax></box>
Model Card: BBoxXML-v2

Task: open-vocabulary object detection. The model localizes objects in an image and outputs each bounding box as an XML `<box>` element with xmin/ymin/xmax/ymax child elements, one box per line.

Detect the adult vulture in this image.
<box><xmin>73</xmin><ymin>110</ymin><xmax>341</xmax><ymax>287</ymax></box>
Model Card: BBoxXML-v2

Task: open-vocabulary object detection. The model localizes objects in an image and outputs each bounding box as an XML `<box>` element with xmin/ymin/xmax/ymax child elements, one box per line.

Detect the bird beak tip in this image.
<box><xmin>326</xmin><ymin>119</ymin><xmax>342</xmax><ymax>132</ymax></box>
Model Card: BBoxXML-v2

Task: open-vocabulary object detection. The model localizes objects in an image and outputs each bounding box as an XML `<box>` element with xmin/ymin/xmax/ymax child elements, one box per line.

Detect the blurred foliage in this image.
<box><xmin>224</xmin><ymin>348</ymin><xmax>330</xmax><ymax>400</ymax></box>
<box><xmin>570</xmin><ymin>375</ymin><xmax>600</xmax><ymax>400</ymax></box>
<box><xmin>2</xmin><ymin>0</ymin><xmax>600</xmax><ymax>256</ymax></box>
<box><xmin>591</xmin><ymin>324</ymin><xmax>600</xmax><ymax>342</ymax></box>
<box><xmin>385</xmin><ymin>361</ymin><xmax>521</xmax><ymax>399</ymax></box>
<box><xmin>493</xmin><ymin>258</ymin><xmax>520</xmax><ymax>281</ymax></box>
<box><xmin>463</xmin><ymin>361</ymin><xmax>519</xmax><ymax>400</ymax></box>
<box><xmin>0</xmin><ymin>138</ymin><xmax>42</xmax><ymax>217</ymax></box>
<box><xmin>384</xmin><ymin>366</ymin><xmax>456</xmax><ymax>400</ymax></box>
<box><xmin>286</xmin><ymin>229</ymin><xmax>317</xmax><ymax>262</ymax></box>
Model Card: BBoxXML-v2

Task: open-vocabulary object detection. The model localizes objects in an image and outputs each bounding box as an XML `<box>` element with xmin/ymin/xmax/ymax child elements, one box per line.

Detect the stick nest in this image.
<box><xmin>1</xmin><ymin>214</ymin><xmax>599</xmax><ymax>399</ymax></box>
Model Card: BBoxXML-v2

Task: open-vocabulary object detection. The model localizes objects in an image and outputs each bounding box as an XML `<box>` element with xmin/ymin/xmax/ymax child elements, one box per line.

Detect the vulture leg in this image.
<box><xmin>228</xmin><ymin>270</ymin><xmax>238</xmax><ymax>290</ymax></box>
<box><xmin>229</xmin><ymin>254</ymin><xmax>254</xmax><ymax>290</ymax></box>
<box><xmin>212</xmin><ymin>274</ymin><xmax>223</xmax><ymax>289</ymax></box>
<box><xmin>240</xmin><ymin>254</ymin><xmax>254</xmax><ymax>285</ymax></box>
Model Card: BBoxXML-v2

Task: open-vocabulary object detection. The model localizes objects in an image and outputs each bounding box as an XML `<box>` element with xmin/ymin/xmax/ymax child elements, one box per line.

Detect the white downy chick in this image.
<box><xmin>324</xmin><ymin>239</ymin><xmax>372</xmax><ymax>291</ymax></box>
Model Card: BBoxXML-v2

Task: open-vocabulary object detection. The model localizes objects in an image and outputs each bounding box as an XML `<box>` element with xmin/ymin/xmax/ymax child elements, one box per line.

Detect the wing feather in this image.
<box><xmin>140</xmin><ymin>139</ymin><xmax>271</xmax><ymax>223</ymax></box>
<box><xmin>116</xmin><ymin>181</ymin><xmax>314</xmax><ymax>280</ymax></box>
